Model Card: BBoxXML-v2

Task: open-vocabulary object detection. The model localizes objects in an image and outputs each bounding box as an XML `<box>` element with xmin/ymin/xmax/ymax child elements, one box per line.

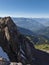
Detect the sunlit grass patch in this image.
<box><xmin>34</xmin><ymin>44</ymin><xmax>49</xmax><ymax>50</ymax></box>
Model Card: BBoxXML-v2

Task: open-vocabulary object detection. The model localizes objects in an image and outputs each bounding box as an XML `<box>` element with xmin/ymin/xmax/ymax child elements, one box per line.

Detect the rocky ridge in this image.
<box><xmin>0</xmin><ymin>17</ymin><xmax>49</xmax><ymax>65</ymax></box>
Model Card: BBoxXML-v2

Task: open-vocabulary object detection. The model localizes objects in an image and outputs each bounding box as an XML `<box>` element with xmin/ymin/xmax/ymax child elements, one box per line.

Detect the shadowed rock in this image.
<box><xmin>0</xmin><ymin>17</ymin><xmax>49</xmax><ymax>65</ymax></box>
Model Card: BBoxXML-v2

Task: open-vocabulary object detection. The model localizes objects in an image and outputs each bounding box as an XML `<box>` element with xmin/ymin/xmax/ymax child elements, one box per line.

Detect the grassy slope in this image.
<box><xmin>34</xmin><ymin>44</ymin><xmax>49</xmax><ymax>50</ymax></box>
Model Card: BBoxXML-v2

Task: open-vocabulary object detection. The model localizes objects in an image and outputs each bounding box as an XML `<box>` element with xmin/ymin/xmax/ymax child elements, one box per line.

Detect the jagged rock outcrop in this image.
<box><xmin>0</xmin><ymin>17</ymin><xmax>35</xmax><ymax>65</ymax></box>
<box><xmin>0</xmin><ymin>57</ymin><xmax>10</xmax><ymax>65</ymax></box>
<box><xmin>0</xmin><ymin>17</ymin><xmax>49</xmax><ymax>65</ymax></box>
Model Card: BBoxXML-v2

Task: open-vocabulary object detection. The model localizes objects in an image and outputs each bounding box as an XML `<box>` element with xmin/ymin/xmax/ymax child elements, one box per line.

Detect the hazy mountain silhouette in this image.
<box><xmin>13</xmin><ymin>18</ymin><xmax>45</xmax><ymax>32</ymax></box>
<box><xmin>17</xmin><ymin>26</ymin><xmax>36</xmax><ymax>36</ymax></box>
<box><xmin>33</xmin><ymin>18</ymin><xmax>49</xmax><ymax>27</ymax></box>
<box><xmin>36</xmin><ymin>26</ymin><xmax>49</xmax><ymax>38</ymax></box>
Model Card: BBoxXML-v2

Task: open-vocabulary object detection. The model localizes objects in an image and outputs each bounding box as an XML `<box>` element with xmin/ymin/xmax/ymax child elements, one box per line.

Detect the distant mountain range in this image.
<box><xmin>33</xmin><ymin>18</ymin><xmax>49</xmax><ymax>27</ymax></box>
<box><xmin>12</xmin><ymin>18</ymin><xmax>49</xmax><ymax>30</ymax></box>
<box><xmin>12</xmin><ymin>17</ymin><xmax>49</xmax><ymax>35</ymax></box>
<box><xmin>12</xmin><ymin>18</ymin><xmax>45</xmax><ymax>32</ymax></box>
<box><xmin>12</xmin><ymin>17</ymin><xmax>49</xmax><ymax>44</ymax></box>
<box><xmin>37</xmin><ymin>26</ymin><xmax>49</xmax><ymax>38</ymax></box>
<box><xmin>17</xmin><ymin>26</ymin><xmax>49</xmax><ymax>44</ymax></box>
<box><xmin>17</xmin><ymin>26</ymin><xmax>36</xmax><ymax>36</ymax></box>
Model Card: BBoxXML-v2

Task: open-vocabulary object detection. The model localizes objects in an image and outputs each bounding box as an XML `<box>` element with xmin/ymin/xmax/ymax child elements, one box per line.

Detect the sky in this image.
<box><xmin>0</xmin><ymin>0</ymin><xmax>49</xmax><ymax>18</ymax></box>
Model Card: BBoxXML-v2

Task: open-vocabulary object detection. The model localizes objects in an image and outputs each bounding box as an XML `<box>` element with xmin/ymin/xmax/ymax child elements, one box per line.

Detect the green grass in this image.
<box><xmin>34</xmin><ymin>44</ymin><xmax>49</xmax><ymax>50</ymax></box>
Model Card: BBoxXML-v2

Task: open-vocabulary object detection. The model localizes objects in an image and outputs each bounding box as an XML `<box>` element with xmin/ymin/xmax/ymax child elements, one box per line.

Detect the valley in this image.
<box><xmin>13</xmin><ymin>17</ymin><xmax>49</xmax><ymax>52</ymax></box>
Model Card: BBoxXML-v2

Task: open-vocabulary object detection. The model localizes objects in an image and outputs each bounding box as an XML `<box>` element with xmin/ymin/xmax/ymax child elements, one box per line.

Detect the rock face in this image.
<box><xmin>0</xmin><ymin>17</ymin><xmax>49</xmax><ymax>65</ymax></box>
<box><xmin>0</xmin><ymin>17</ymin><xmax>35</xmax><ymax>65</ymax></box>
<box><xmin>0</xmin><ymin>57</ymin><xmax>10</xmax><ymax>65</ymax></box>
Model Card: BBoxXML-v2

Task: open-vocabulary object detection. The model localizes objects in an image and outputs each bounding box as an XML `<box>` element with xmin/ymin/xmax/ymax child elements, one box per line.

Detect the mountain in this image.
<box><xmin>33</xmin><ymin>18</ymin><xmax>49</xmax><ymax>27</ymax></box>
<box><xmin>12</xmin><ymin>18</ymin><xmax>49</xmax><ymax>38</ymax></box>
<box><xmin>17</xmin><ymin>26</ymin><xmax>49</xmax><ymax>45</ymax></box>
<box><xmin>36</xmin><ymin>26</ymin><xmax>49</xmax><ymax>38</ymax></box>
<box><xmin>0</xmin><ymin>17</ymin><xmax>49</xmax><ymax>65</ymax></box>
<box><xmin>17</xmin><ymin>26</ymin><xmax>36</xmax><ymax>36</ymax></box>
<box><xmin>13</xmin><ymin>18</ymin><xmax>45</xmax><ymax>32</ymax></box>
<box><xmin>28</xmin><ymin>35</ymin><xmax>49</xmax><ymax>45</ymax></box>
<box><xmin>12</xmin><ymin>18</ymin><xmax>49</xmax><ymax>44</ymax></box>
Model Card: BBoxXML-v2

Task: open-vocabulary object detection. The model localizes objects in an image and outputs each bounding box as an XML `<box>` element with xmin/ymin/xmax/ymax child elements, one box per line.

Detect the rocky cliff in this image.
<box><xmin>0</xmin><ymin>17</ymin><xmax>49</xmax><ymax>65</ymax></box>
